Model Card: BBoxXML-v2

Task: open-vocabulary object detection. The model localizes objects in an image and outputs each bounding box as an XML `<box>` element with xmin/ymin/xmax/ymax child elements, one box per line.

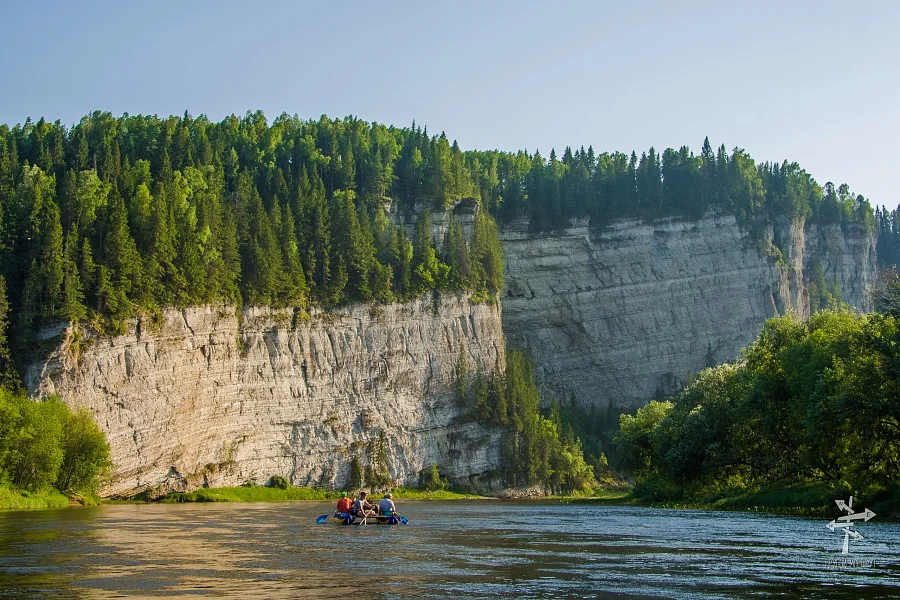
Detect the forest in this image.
<box><xmin>614</xmin><ymin>284</ymin><xmax>900</xmax><ymax>513</ymax></box>
<box><xmin>456</xmin><ymin>348</ymin><xmax>595</xmax><ymax>494</ymax></box>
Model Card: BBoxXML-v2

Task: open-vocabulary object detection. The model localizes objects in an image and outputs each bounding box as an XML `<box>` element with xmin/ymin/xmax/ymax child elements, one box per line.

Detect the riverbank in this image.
<box><xmin>159</xmin><ymin>485</ymin><xmax>492</xmax><ymax>503</ymax></box>
<box><xmin>569</xmin><ymin>482</ymin><xmax>900</xmax><ymax>520</ymax></box>
<box><xmin>0</xmin><ymin>484</ymin><xmax>72</xmax><ymax>510</ymax></box>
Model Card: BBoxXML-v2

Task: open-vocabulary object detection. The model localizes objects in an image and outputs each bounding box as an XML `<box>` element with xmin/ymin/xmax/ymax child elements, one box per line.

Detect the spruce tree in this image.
<box><xmin>61</xmin><ymin>230</ymin><xmax>86</xmax><ymax>322</ymax></box>
<box><xmin>442</xmin><ymin>215</ymin><xmax>469</xmax><ymax>289</ymax></box>
<box><xmin>275</xmin><ymin>197</ymin><xmax>308</xmax><ymax>306</ymax></box>
<box><xmin>0</xmin><ymin>275</ymin><xmax>19</xmax><ymax>390</ymax></box>
<box><xmin>99</xmin><ymin>191</ymin><xmax>142</xmax><ymax>318</ymax></box>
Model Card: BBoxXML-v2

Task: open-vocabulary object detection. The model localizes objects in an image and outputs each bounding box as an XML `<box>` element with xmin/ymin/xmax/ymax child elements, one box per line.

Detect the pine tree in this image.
<box><xmin>61</xmin><ymin>230</ymin><xmax>86</xmax><ymax>322</ymax></box>
<box><xmin>275</xmin><ymin>197</ymin><xmax>308</xmax><ymax>306</ymax></box>
<box><xmin>0</xmin><ymin>275</ymin><xmax>19</xmax><ymax>390</ymax></box>
<box><xmin>147</xmin><ymin>181</ymin><xmax>181</xmax><ymax>306</ymax></box>
<box><xmin>442</xmin><ymin>215</ymin><xmax>469</xmax><ymax>289</ymax></box>
<box><xmin>219</xmin><ymin>202</ymin><xmax>241</xmax><ymax>303</ymax></box>
<box><xmin>99</xmin><ymin>191</ymin><xmax>142</xmax><ymax>318</ymax></box>
<box><xmin>411</xmin><ymin>211</ymin><xmax>446</xmax><ymax>293</ymax></box>
<box><xmin>236</xmin><ymin>172</ymin><xmax>280</xmax><ymax>305</ymax></box>
<box><xmin>172</xmin><ymin>169</ymin><xmax>206</xmax><ymax>304</ymax></box>
<box><xmin>330</xmin><ymin>190</ymin><xmax>374</xmax><ymax>301</ymax></box>
<box><xmin>79</xmin><ymin>237</ymin><xmax>97</xmax><ymax>309</ymax></box>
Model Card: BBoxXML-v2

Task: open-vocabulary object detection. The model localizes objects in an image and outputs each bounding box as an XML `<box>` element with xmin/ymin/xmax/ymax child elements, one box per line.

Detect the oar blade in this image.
<box><xmin>315</xmin><ymin>513</ymin><xmax>330</xmax><ymax>524</ymax></box>
<box><xmin>399</xmin><ymin>516</ymin><xmax>409</xmax><ymax>524</ymax></box>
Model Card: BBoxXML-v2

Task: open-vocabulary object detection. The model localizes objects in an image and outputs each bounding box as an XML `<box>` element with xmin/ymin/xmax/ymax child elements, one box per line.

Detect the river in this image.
<box><xmin>0</xmin><ymin>501</ymin><xmax>898</xmax><ymax>598</ymax></box>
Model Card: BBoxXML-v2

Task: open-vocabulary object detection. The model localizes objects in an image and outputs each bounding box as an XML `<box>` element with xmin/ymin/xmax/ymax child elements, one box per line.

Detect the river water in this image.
<box><xmin>0</xmin><ymin>501</ymin><xmax>898</xmax><ymax>598</ymax></box>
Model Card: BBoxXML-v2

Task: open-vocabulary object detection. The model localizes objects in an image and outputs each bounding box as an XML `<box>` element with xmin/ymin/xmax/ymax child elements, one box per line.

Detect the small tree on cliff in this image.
<box><xmin>365</xmin><ymin>431</ymin><xmax>391</xmax><ymax>490</ymax></box>
<box><xmin>348</xmin><ymin>456</ymin><xmax>363</xmax><ymax>492</ymax></box>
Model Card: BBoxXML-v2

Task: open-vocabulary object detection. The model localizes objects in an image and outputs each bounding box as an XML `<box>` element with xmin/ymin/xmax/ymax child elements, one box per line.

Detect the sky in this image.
<box><xmin>1</xmin><ymin>0</ymin><xmax>897</xmax><ymax>207</ymax></box>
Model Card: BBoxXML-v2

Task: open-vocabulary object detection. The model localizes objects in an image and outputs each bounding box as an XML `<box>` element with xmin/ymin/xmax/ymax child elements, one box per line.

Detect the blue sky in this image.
<box><xmin>1</xmin><ymin>0</ymin><xmax>897</xmax><ymax>207</ymax></box>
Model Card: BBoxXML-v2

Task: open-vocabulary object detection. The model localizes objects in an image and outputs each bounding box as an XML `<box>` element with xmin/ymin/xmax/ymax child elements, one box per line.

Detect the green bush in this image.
<box><xmin>57</xmin><ymin>408</ymin><xmax>112</xmax><ymax>493</ymax></box>
<box><xmin>268</xmin><ymin>475</ymin><xmax>290</xmax><ymax>489</ymax></box>
<box><xmin>419</xmin><ymin>463</ymin><xmax>447</xmax><ymax>492</ymax></box>
<box><xmin>0</xmin><ymin>387</ymin><xmax>110</xmax><ymax>495</ymax></box>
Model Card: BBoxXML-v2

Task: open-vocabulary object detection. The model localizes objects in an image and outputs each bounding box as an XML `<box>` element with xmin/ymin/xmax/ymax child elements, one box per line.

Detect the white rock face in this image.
<box><xmin>501</xmin><ymin>213</ymin><xmax>876</xmax><ymax>410</ymax></box>
<box><xmin>25</xmin><ymin>294</ymin><xmax>505</xmax><ymax>498</ymax></box>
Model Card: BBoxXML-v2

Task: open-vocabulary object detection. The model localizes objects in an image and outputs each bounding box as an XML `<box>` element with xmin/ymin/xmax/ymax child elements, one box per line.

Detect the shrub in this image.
<box><xmin>0</xmin><ymin>387</ymin><xmax>111</xmax><ymax>494</ymax></box>
<box><xmin>348</xmin><ymin>456</ymin><xmax>363</xmax><ymax>491</ymax></box>
<box><xmin>57</xmin><ymin>408</ymin><xmax>112</xmax><ymax>493</ymax></box>
<box><xmin>268</xmin><ymin>475</ymin><xmax>290</xmax><ymax>489</ymax></box>
<box><xmin>420</xmin><ymin>462</ymin><xmax>447</xmax><ymax>492</ymax></box>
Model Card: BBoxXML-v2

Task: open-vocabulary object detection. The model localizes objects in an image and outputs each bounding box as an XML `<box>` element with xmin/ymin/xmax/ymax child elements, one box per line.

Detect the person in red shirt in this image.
<box><xmin>336</xmin><ymin>491</ymin><xmax>352</xmax><ymax>514</ymax></box>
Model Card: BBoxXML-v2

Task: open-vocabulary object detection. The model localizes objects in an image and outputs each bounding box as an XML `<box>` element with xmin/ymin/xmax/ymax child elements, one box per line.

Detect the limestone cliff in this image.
<box><xmin>501</xmin><ymin>212</ymin><xmax>876</xmax><ymax>411</ymax></box>
<box><xmin>25</xmin><ymin>294</ymin><xmax>504</xmax><ymax>498</ymax></box>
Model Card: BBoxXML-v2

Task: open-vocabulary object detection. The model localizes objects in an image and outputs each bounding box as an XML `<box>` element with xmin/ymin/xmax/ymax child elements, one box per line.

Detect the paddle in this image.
<box><xmin>315</xmin><ymin>513</ymin><xmax>330</xmax><ymax>524</ymax></box>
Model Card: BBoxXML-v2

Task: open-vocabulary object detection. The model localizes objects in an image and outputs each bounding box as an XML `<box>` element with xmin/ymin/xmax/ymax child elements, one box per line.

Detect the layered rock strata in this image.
<box><xmin>501</xmin><ymin>213</ymin><xmax>876</xmax><ymax>411</ymax></box>
<box><xmin>26</xmin><ymin>294</ymin><xmax>504</xmax><ymax>498</ymax></box>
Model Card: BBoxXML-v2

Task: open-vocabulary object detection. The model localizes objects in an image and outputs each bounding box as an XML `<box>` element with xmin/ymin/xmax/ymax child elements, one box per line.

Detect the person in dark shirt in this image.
<box><xmin>352</xmin><ymin>491</ymin><xmax>377</xmax><ymax>518</ymax></box>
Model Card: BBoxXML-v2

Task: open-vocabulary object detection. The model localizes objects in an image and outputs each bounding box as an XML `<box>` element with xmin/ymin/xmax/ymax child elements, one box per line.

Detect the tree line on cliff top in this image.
<box><xmin>0</xmin><ymin>112</ymin><xmax>879</xmax><ymax>344</ymax></box>
<box><xmin>0</xmin><ymin>112</ymin><xmax>506</xmax><ymax>352</ymax></box>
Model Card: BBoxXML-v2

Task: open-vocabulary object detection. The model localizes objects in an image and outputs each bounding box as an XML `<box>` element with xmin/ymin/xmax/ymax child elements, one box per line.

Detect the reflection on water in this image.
<box><xmin>0</xmin><ymin>501</ymin><xmax>898</xmax><ymax>599</ymax></box>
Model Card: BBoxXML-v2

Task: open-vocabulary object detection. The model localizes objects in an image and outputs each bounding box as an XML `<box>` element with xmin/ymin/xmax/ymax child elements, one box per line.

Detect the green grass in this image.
<box><xmin>389</xmin><ymin>487</ymin><xmax>492</xmax><ymax>500</ymax></box>
<box><xmin>613</xmin><ymin>480</ymin><xmax>900</xmax><ymax>520</ymax></box>
<box><xmin>563</xmin><ymin>485</ymin><xmax>634</xmax><ymax>504</ymax></box>
<box><xmin>0</xmin><ymin>484</ymin><xmax>69</xmax><ymax>510</ymax></box>
<box><xmin>161</xmin><ymin>485</ymin><xmax>492</xmax><ymax>503</ymax></box>
<box><xmin>160</xmin><ymin>486</ymin><xmax>339</xmax><ymax>503</ymax></box>
<box><xmin>707</xmin><ymin>481</ymin><xmax>849</xmax><ymax>517</ymax></box>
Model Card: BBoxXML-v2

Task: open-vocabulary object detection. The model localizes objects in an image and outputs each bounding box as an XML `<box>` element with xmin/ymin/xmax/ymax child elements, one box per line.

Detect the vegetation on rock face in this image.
<box><xmin>614</xmin><ymin>298</ymin><xmax>900</xmax><ymax>514</ymax></box>
<box><xmin>419</xmin><ymin>462</ymin><xmax>448</xmax><ymax>492</ymax></box>
<box><xmin>0</xmin><ymin>386</ymin><xmax>111</xmax><ymax>508</ymax></box>
<box><xmin>458</xmin><ymin>349</ymin><xmax>594</xmax><ymax>494</ymax></box>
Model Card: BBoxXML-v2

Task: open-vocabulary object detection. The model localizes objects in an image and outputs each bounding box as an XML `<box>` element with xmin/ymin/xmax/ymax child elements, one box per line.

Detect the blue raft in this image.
<box><xmin>316</xmin><ymin>511</ymin><xmax>409</xmax><ymax>525</ymax></box>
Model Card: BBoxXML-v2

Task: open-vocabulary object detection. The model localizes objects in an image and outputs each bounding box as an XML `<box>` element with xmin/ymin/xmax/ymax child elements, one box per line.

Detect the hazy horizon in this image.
<box><xmin>1</xmin><ymin>0</ymin><xmax>897</xmax><ymax>208</ymax></box>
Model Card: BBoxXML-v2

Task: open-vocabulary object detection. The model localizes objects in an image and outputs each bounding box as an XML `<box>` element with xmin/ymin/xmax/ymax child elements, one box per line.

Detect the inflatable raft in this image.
<box><xmin>317</xmin><ymin>511</ymin><xmax>408</xmax><ymax>525</ymax></box>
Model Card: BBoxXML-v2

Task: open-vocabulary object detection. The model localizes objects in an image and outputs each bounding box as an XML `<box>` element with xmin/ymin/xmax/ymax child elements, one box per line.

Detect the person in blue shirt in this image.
<box><xmin>378</xmin><ymin>492</ymin><xmax>396</xmax><ymax>516</ymax></box>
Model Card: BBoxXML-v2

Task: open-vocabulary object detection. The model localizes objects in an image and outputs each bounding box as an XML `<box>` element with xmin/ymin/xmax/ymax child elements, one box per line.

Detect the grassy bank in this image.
<box><xmin>569</xmin><ymin>482</ymin><xmax>900</xmax><ymax>520</ymax></box>
<box><xmin>388</xmin><ymin>487</ymin><xmax>492</xmax><ymax>500</ymax></box>
<box><xmin>161</xmin><ymin>486</ymin><xmax>338</xmax><ymax>503</ymax></box>
<box><xmin>561</xmin><ymin>486</ymin><xmax>632</xmax><ymax>505</ymax></box>
<box><xmin>160</xmin><ymin>485</ymin><xmax>493</xmax><ymax>503</ymax></box>
<box><xmin>0</xmin><ymin>484</ymin><xmax>69</xmax><ymax>510</ymax></box>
